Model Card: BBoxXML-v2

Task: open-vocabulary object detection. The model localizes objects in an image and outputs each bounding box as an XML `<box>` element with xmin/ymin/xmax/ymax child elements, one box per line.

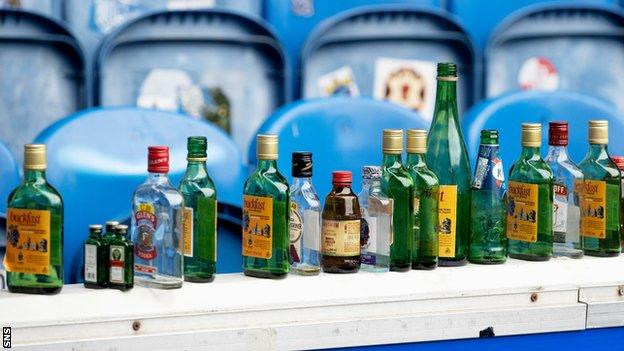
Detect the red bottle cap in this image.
<box><xmin>332</xmin><ymin>171</ymin><xmax>352</xmax><ymax>185</ymax></box>
<box><xmin>148</xmin><ymin>146</ymin><xmax>169</xmax><ymax>173</ymax></box>
<box><xmin>548</xmin><ymin>121</ymin><xmax>568</xmax><ymax>146</ymax></box>
<box><xmin>611</xmin><ymin>156</ymin><xmax>624</xmax><ymax>171</ymax></box>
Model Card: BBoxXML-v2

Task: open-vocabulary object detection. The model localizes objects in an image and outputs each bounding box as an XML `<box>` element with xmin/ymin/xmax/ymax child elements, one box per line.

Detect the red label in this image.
<box><xmin>553</xmin><ymin>184</ymin><xmax>567</xmax><ymax>196</ymax></box>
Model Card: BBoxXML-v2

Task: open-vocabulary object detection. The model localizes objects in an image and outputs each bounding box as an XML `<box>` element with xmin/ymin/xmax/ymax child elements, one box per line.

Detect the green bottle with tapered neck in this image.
<box><xmin>507</xmin><ymin>123</ymin><xmax>553</xmax><ymax>261</ymax></box>
<box><xmin>242</xmin><ymin>134</ymin><xmax>290</xmax><ymax>278</ymax></box>
<box><xmin>381</xmin><ymin>129</ymin><xmax>414</xmax><ymax>272</ymax></box>
<box><xmin>426</xmin><ymin>62</ymin><xmax>471</xmax><ymax>266</ymax></box>
<box><xmin>179</xmin><ymin>136</ymin><xmax>218</xmax><ymax>282</ymax></box>
<box><xmin>579</xmin><ymin>120</ymin><xmax>621</xmax><ymax>257</ymax></box>
<box><xmin>84</xmin><ymin>224</ymin><xmax>107</xmax><ymax>289</ymax></box>
<box><xmin>406</xmin><ymin>129</ymin><xmax>439</xmax><ymax>270</ymax></box>
<box><xmin>5</xmin><ymin>144</ymin><xmax>63</xmax><ymax>294</ymax></box>
<box><xmin>108</xmin><ymin>225</ymin><xmax>134</xmax><ymax>291</ymax></box>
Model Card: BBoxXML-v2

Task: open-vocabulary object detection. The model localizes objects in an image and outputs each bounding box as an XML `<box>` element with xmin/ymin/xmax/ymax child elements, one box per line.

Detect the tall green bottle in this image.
<box><xmin>4</xmin><ymin>144</ymin><xmax>63</xmax><ymax>294</ymax></box>
<box><xmin>242</xmin><ymin>134</ymin><xmax>290</xmax><ymax>278</ymax></box>
<box><xmin>507</xmin><ymin>123</ymin><xmax>553</xmax><ymax>261</ymax></box>
<box><xmin>579</xmin><ymin>120</ymin><xmax>621</xmax><ymax>256</ymax></box>
<box><xmin>179</xmin><ymin>136</ymin><xmax>218</xmax><ymax>282</ymax></box>
<box><xmin>406</xmin><ymin>129</ymin><xmax>439</xmax><ymax>270</ymax></box>
<box><xmin>426</xmin><ymin>62</ymin><xmax>471</xmax><ymax>266</ymax></box>
<box><xmin>381</xmin><ymin>129</ymin><xmax>414</xmax><ymax>272</ymax></box>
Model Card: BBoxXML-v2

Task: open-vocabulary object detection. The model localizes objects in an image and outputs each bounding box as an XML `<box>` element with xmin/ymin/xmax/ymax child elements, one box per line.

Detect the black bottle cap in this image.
<box><xmin>292</xmin><ymin>152</ymin><xmax>313</xmax><ymax>177</ymax></box>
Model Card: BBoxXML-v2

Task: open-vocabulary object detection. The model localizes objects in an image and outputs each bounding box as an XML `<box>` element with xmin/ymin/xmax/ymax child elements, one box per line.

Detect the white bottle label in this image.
<box><xmin>303</xmin><ymin>209</ymin><xmax>320</xmax><ymax>250</ymax></box>
<box><xmin>84</xmin><ymin>244</ymin><xmax>97</xmax><ymax>283</ymax></box>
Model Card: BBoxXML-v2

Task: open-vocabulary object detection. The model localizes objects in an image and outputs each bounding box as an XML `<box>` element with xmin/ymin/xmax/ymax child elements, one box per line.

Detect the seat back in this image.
<box><xmin>0</xmin><ymin>141</ymin><xmax>20</xmax><ymax>218</ymax></box>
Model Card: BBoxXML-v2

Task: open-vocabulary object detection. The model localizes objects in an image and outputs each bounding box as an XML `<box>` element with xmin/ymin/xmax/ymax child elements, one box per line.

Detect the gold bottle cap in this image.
<box><xmin>588</xmin><ymin>120</ymin><xmax>608</xmax><ymax>144</ymax></box>
<box><xmin>24</xmin><ymin>144</ymin><xmax>46</xmax><ymax>170</ymax></box>
<box><xmin>382</xmin><ymin>129</ymin><xmax>403</xmax><ymax>154</ymax></box>
<box><xmin>521</xmin><ymin>123</ymin><xmax>542</xmax><ymax>147</ymax></box>
<box><xmin>257</xmin><ymin>134</ymin><xmax>278</xmax><ymax>160</ymax></box>
<box><xmin>406</xmin><ymin>129</ymin><xmax>427</xmax><ymax>154</ymax></box>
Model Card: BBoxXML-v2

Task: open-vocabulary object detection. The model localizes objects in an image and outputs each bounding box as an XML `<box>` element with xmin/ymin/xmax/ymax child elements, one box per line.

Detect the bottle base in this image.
<box><xmin>438</xmin><ymin>258</ymin><xmax>468</xmax><ymax>267</ymax></box>
<box><xmin>8</xmin><ymin>285</ymin><xmax>62</xmax><ymax>295</ymax></box>
<box><xmin>84</xmin><ymin>283</ymin><xmax>107</xmax><ymax>289</ymax></box>
<box><xmin>244</xmin><ymin>269</ymin><xmax>288</xmax><ymax>279</ymax></box>
<box><xmin>361</xmin><ymin>265</ymin><xmax>390</xmax><ymax>273</ymax></box>
<box><xmin>290</xmin><ymin>267</ymin><xmax>321</xmax><ymax>276</ymax></box>
<box><xmin>390</xmin><ymin>264</ymin><xmax>411</xmax><ymax>272</ymax></box>
<box><xmin>468</xmin><ymin>258</ymin><xmax>506</xmax><ymax>265</ymax></box>
<box><xmin>109</xmin><ymin>283</ymin><xmax>133</xmax><ymax>291</ymax></box>
<box><xmin>135</xmin><ymin>277</ymin><xmax>183</xmax><ymax>289</ymax></box>
<box><xmin>185</xmin><ymin>275</ymin><xmax>216</xmax><ymax>283</ymax></box>
<box><xmin>509</xmin><ymin>253</ymin><xmax>551</xmax><ymax>261</ymax></box>
<box><xmin>584</xmin><ymin>250</ymin><xmax>620</xmax><ymax>258</ymax></box>
<box><xmin>322</xmin><ymin>266</ymin><xmax>359</xmax><ymax>274</ymax></box>
<box><xmin>553</xmin><ymin>244</ymin><xmax>584</xmax><ymax>259</ymax></box>
<box><xmin>412</xmin><ymin>261</ymin><xmax>437</xmax><ymax>270</ymax></box>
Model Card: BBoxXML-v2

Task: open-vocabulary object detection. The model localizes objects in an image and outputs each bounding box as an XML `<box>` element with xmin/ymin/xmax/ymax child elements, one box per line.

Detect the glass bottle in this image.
<box><xmin>109</xmin><ymin>224</ymin><xmax>134</xmax><ymax>291</ymax></box>
<box><xmin>179</xmin><ymin>136</ymin><xmax>217</xmax><ymax>283</ymax></box>
<box><xmin>405</xmin><ymin>129</ymin><xmax>439</xmax><ymax>270</ymax></box>
<box><xmin>358</xmin><ymin>166</ymin><xmax>392</xmax><ymax>272</ymax></box>
<box><xmin>381</xmin><ymin>129</ymin><xmax>413</xmax><ymax>272</ymax></box>
<box><xmin>4</xmin><ymin>144</ymin><xmax>63</xmax><ymax>294</ymax></box>
<box><xmin>426</xmin><ymin>62</ymin><xmax>471</xmax><ymax>266</ymax></box>
<box><xmin>579</xmin><ymin>120</ymin><xmax>621</xmax><ymax>257</ymax></box>
<box><xmin>242</xmin><ymin>134</ymin><xmax>290</xmax><ymax>278</ymax></box>
<box><xmin>131</xmin><ymin>146</ymin><xmax>184</xmax><ymax>289</ymax></box>
<box><xmin>321</xmin><ymin>171</ymin><xmax>361</xmax><ymax>273</ymax></box>
<box><xmin>469</xmin><ymin>130</ymin><xmax>507</xmax><ymax>264</ymax></box>
<box><xmin>289</xmin><ymin>152</ymin><xmax>321</xmax><ymax>276</ymax></box>
<box><xmin>610</xmin><ymin>156</ymin><xmax>624</xmax><ymax>250</ymax></box>
<box><xmin>507</xmin><ymin>123</ymin><xmax>553</xmax><ymax>261</ymax></box>
<box><xmin>84</xmin><ymin>224</ymin><xmax>107</xmax><ymax>289</ymax></box>
<box><xmin>545</xmin><ymin>122</ymin><xmax>583</xmax><ymax>258</ymax></box>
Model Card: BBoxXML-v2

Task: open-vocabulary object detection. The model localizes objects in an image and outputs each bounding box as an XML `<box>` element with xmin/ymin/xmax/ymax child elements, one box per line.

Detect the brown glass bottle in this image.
<box><xmin>321</xmin><ymin>171</ymin><xmax>361</xmax><ymax>273</ymax></box>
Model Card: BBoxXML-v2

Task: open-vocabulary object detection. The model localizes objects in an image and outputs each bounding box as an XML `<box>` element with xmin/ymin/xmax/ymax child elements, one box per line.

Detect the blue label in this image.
<box><xmin>471</xmin><ymin>144</ymin><xmax>507</xmax><ymax>197</ymax></box>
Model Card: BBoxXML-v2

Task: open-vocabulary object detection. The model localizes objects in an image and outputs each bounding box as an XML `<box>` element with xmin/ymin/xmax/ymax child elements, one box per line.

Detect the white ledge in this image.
<box><xmin>2</xmin><ymin>256</ymin><xmax>624</xmax><ymax>350</ymax></box>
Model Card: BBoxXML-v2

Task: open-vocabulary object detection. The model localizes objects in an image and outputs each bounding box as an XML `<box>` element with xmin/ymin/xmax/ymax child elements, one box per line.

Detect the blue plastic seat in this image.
<box><xmin>461</xmin><ymin>91</ymin><xmax>624</xmax><ymax>170</ymax></box>
<box><xmin>0</xmin><ymin>0</ymin><xmax>62</xmax><ymax>19</ymax></box>
<box><xmin>35</xmin><ymin>107</ymin><xmax>246</xmax><ymax>282</ymax></box>
<box><xmin>251</xmin><ymin>97</ymin><xmax>429</xmax><ymax>198</ymax></box>
<box><xmin>0</xmin><ymin>141</ymin><xmax>20</xmax><ymax>218</ymax></box>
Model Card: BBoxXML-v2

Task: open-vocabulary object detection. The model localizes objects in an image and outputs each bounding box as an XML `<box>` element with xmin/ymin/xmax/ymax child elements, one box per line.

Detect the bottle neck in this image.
<box><xmin>587</xmin><ymin>143</ymin><xmax>610</xmax><ymax>160</ymax></box>
<box><xmin>148</xmin><ymin>172</ymin><xmax>169</xmax><ymax>184</ymax></box>
<box><xmin>406</xmin><ymin>152</ymin><xmax>426</xmax><ymax>167</ymax></box>
<box><xmin>362</xmin><ymin>178</ymin><xmax>382</xmax><ymax>194</ymax></box>
<box><xmin>24</xmin><ymin>168</ymin><xmax>46</xmax><ymax>183</ymax></box>
<box><xmin>292</xmin><ymin>176</ymin><xmax>313</xmax><ymax>188</ymax></box>
<box><xmin>521</xmin><ymin>146</ymin><xmax>541</xmax><ymax>159</ymax></box>
<box><xmin>89</xmin><ymin>232</ymin><xmax>101</xmax><ymax>239</ymax></box>
<box><xmin>257</xmin><ymin>158</ymin><xmax>278</xmax><ymax>171</ymax></box>
<box><xmin>432</xmin><ymin>79</ymin><xmax>458</xmax><ymax>123</ymax></box>
<box><xmin>546</xmin><ymin>144</ymin><xmax>570</xmax><ymax>161</ymax></box>
<box><xmin>185</xmin><ymin>160</ymin><xmax>208</xmax><ymax>177</ymax></box>
<box><xmin>382</xmin><ymin>153</ymin><xmax>403</xmax><ymax>167</ymax></box>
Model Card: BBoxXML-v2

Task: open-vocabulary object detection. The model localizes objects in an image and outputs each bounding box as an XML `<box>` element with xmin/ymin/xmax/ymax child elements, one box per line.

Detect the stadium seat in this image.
<box><xmin>0</xmin><ymin>141</ymin><xmax>20</xmax><ymax>218</ymax></box>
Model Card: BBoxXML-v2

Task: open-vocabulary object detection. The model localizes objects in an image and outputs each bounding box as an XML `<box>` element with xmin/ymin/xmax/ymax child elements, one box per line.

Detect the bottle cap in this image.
<box><xmin>24</xmin><ymin>144</ymin><xmax>46</xmax><ymax>170</ymax></box>
<box><xmin>406</xmin><ymin>129</ymin><xmax>427</xmax><ymax>154</ymax></box>
<box><xmin>588</xmin><ymin>120</ymin><xmax>608</xmax><ymax>144</ymax></box>
<box><xmin>292</xmin><ymin>152</ymin><xmax>312</xmax><ymax>177</ymax></box>
<box><xmin>332</xmin><ymin>171</ymin><xmax>352</xmax><ymax>185</ymax></box>
<box><xmin>480</xmin><ymin>129</ymin><xmax>499</xmax><ymax>144</ymax></box>
<box><xmin>611</xmin><ymin>156</ymin><xmax>624</xmax><ymax>171</ymax></box>
<box><xmin>521</xmin><ymin>123</ymin><xmax>542</xmax><ymax>147</ymax></box>
<box><xmin>148</xmin><ymin>146</ymin><xmax>170</xmax><ymax>173</ymax></box>
<box><xmin>257</xmin><ymin>134</ymin><xmax>278</xmax><ymax>160</ymax></box>
<box><xmin>187</xmin><ymin>136</ymin><xmax>207</xmax><ymax>161</ymax></box>
<box><xmin>437</xmin><ymin>62</ymin><xmax>458</xmax><ymax>81</ymax></box>
<box><xmin>362</xmin><ymin>166</ymin><xmax>381</xmax><ymax>180</ymax></box>
<box><xmin>116</xmin><ymin>224</ymin><xmax>128</xmax><ymax>235</ymax></box>
<box><xmin>89</xmin><ymin>224</ymin><xmax>103</xmax><ymax>233</ymax></box>
<box><xmin>105</xmin><ymin>221</ymin><xmax>119</xmax><ymax>232</ymax></box>
<box><xmin>548</xmin><ymin>121</ymin><xmax>568</xmax><ymax>146</ymax></box>
<box><xmin>382</xmin><ymin>129</ymin><xmax>403</xmax><ymax>154</ymax></box>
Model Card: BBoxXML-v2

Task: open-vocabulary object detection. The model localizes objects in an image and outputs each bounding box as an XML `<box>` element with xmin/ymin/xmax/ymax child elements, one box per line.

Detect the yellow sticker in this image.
<box><xmin>438</xmin><ymin>185</ymin><xmax>457</xmax><ymax>258</ymax></box>
<box><xmin>413</xmin><ymin>197</ymin><xmax>421</xmax><ymax>216</ymax></box>
<box><xmin>4</xmin><ymin>208</ymin><xmax>51</xmax><ymax>275</ymax></box>
<box><xmin>322</xmin><ymin>219</ymin><xmax>360</xmax><ymax>256</ymax></box>
<box><xmin>242</xmin><ymin>195</ymin><xmax>274</xmax><ymax>259</ymax></box>
<box><xmin>506</xmin><ymin>181</ymin><xmax>539</xmax><ymax>242</ymax></box>
<box><xmin>183</xmin><ymin>207</ymin><xmax>193</xmax><ymax>257</ymax></box>
<box><xmin>580</xmin><ymin>180</ymin><xmax>607</xmax><ymax>239</ymax></box>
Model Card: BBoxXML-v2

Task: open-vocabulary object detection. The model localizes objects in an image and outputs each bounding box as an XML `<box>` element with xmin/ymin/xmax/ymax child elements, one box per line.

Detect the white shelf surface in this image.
<box><xmin>2</xmin><ymin>255</ymin><xmax>624</xmax><ymax>350</ymax></box>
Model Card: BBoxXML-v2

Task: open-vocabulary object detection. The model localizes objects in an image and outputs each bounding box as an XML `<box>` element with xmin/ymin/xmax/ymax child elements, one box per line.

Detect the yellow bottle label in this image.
<box><xmin>183</xmin><ymin>207</ymin><xmax>193</xmax><ymax>257</ymax></box>
<box><xmin>322</xmin><ymin>219</ymin><xmax>360</xmax><ymax>256</ymax></box>
<box><xmin>580</xmin><ymin>180</ymin><xmax>607</xmax><ymax>239</ymax></box>
<box><xmin>242</xmin><ymin>195</ymin><xmax>274</xmax><ymax>259</ymax></box>
<box><xmin>506</xmin><ymin>181</ymin><xmax>539</xmax><ymax>243</ymax></box>
<box><xmin>438</xmin><ymin>185</ymin><xmax>457</xmax><ymax>258</ymax></box>
<box><xmin>4</xmin><ymin>208</ymin><xmax>51</xmax><ymax>275</ymax></box>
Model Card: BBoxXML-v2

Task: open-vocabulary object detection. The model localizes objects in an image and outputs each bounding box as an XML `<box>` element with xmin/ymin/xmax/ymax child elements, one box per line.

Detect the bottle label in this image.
<box><xmin>437</xmin><ymin>185</ymin><xmax>458</xmax><ymax>258</ymax></box>
<box><xmin>303</xmin><ymin>210</ymin><xmax>320</xmax><ymax>251</ymax></box>
<box><xmin>134</xmin><ymin>202</ymin><xmax>158</xmax><ymax>260</ymax></box>
<box><xmin>84</xmin><ymin>244</ymin><xmax>98</xmax><ymax>282</ymax></box>
<box><xmin>109</xmin><ymin>245</ymin><xmax>125</xmax><ymax>283</ymax></box>
<box><xmin>580</xmin><ymin>180</ymin><xmax>607</xmax><ymax>239</ymax></box>
<box><xmin>4</xmin><ymin>208</ymin><xmax>51</xmax><ymax>275</ymax></box>
<box><xmin>506</xmin><ymin>181</ymin><xmax>539</xmax><ymax>242</ymax></box>
<box><xmin>242</xmin><ymin>195</ymin><xmax>274</xmax><ymax>259</ymax></box>
<box><xmin>289</xmin><ymin>202</ymin><xmax>303</xmax><ymax>263</ymax></box>
<box><xmin>183</xmin><ymin>207</ymin><xmax>194</xmax><ymax>257</ymax></box>
<box><xmin>471</xmin><ymin>144</ymin><xmax>506</xmax><ymax>196</ymax></box>
<box><xmin>322</xmin><ymin>219</ymin><xmax>360</xmax><ymax>257</ymax></box>
<box><xmin>552</xmin><ymin>183</ymin><xmax>568</xmax><ymax>241</ymax></box>
<box><xmin>361</xmin><ymin>213</ymin><xmax>378</xmax><ymax>265</ymax></box>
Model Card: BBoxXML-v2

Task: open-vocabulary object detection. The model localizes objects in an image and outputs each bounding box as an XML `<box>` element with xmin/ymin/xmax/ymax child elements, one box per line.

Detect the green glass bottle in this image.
<box><xmin>381</xmin><ymin>129</ymin><xmax>414</xmax><ymax>272</ymax></box>
<box><xmin>579</xmin><ymin>120</ymin><xmax>621</xmax><ymax>257</ymax></box>
<box><xmin>102</xmin><ymin>220</ymin><xmax>119</xmax><ymax>246</ymax></box>
<box><xmin>4</xmin><ymin>144</ymin><xmax>63</xmax><ymax>294</ymax></box>
<box><xmin>242</xmin><ymin>134</ymin><xmax>290</xmax><ymax>278</ymax></box>
<box><xmin>179</xmin><ymin>136</ymin><xmax>218</xmax><ymax>282</ymax></box>
<box><xmin>406</xmin><ymin>129</ymin><xmax>439</xmax><ymax>270</ymax></box>
<box><xmin>108</xmin><ymin>224</ymin><xmax>134</xmax><ymax>291</ymax></box>
<box><xmin>426</xmin><ymin>62</ymin><xmax>471</xmax><ymax>266</ymax></box>
<box><xmin>507</xmin><ymin>123</ymin><xmax>553</xmax><ymax>261</ymax></box>
<box><xmin>84</xmin><ymin>224</ymin><xmax>108</xmax><ymax>289</ymax></box>
<box><xmin>469</xmin><ymin>130</ymin><xmax>507</xmax><ymax>264</ymax></box>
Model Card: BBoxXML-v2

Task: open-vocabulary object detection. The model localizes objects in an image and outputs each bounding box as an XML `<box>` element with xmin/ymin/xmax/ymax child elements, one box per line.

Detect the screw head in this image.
<box><xmin>530</xmin><ymin>293</ymin><xmax>539</xmax><ymax>302</ymax></box>
<box><xmin>132</xmin><ymin>321</ymin><xmax>141</xmax><ymax>331</ymax></box>
<box><xmin>618</xmin><ymin>286</ymin><xmax>624</xmax><ymax>296</ymax></box>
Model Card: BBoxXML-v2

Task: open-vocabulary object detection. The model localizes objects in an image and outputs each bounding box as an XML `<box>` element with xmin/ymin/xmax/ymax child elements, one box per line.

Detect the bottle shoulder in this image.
<box><xmin>8</xmin><ymin>181</ymin><xmax>63</xmax><ymax>211</ymax></box>
<box><xmin>509</xmin><ymin>156</ymin><xmax>553</xmax><ymax>183</ymax></box>
<box><xmin>179</xmin><ymin>177</ymin><xmax>217</xmax><ymax>199</ymax></box>
<box><xmin>133</xmin><ymin>179</ymin><xmax>184</xmax><ymax>208</ymax></box>
<box><xmin>382</xmin><ymin>164</ymin><xmax>414</xmax><ymax>188</ymax></box>
<box><xmin>579</xmin><ymin>156</ymin><xmax>621</xmax><ymax>180</ymax></box>
<box><xmin>244</xmin><ymin>168</ymin><xmax>289</xmax><ymax>198</ymax></box>
<box><xmin>408</xmin><ymin>165</ymin><xmax>439</xmax><ymax>188</ymax></box>
<box><xmin>291</xmin><ymin>182</ymin><xmax>321</xmax><ymax>210</ymax></box>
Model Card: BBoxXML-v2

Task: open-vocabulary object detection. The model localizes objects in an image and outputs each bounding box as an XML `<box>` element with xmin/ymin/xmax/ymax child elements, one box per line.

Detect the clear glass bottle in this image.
<box><xmin>289</xmin><ymin>152</ymin><xmax>321</xmax><ymax>276</ymax></box>
<box><xmin>242</xmin><ymin>134</ymin><xmax>290</xmax><ymax>279</ymax></box>
<box><xmin>109</xmin><ymin>224</ymin><xmax>134</xmax><ymax>291</ymax></box>
<box><xmin>545</xmin><ymin>122</ymin><xmax>583</xmax><ymax>258</ymax></box>
<box><xmin>579</xmin><ymin>120</ymin><xmax>621</xmax><ymax>257</ymax></box>
<box><xmin>5</xmin><ymin>144</ymin><xmax>63</xmax><ymax>294</ymax></box>
<box><xmin>131</xmin><ymin>146</ymin><xmax>184</xmax><ymax>289</ymax></box>
<box><xmin>405</xmin><ymin>129</ymin><xmax>439</xmax><ymax>270</ymax></box>
<box><xmin>358</xmin><ymin>166</ymin><xmax>392</xmax><ymax>272</ymax></box>
<box><xmin>610</xmin><ymin>156</ymin><xmax>624</xmax><ymax>250</ymax></box>
<box><xmin>84</xmin><ymin>224</ymin><xmax>107</xmax><ymax>289</ymax></box>
<box><xmin>507</xmin><ymin>123</ymin><xmax>553</xmax><ymax>261</ymax></box>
